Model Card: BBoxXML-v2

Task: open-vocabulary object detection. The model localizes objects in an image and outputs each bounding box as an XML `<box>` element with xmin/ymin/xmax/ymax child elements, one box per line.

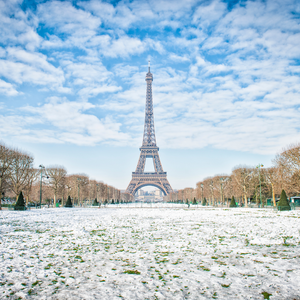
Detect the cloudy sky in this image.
<box><xmin>0</xmin><ymin>0</ymin><xmax>299</xmax><ymax>190</ymax></box>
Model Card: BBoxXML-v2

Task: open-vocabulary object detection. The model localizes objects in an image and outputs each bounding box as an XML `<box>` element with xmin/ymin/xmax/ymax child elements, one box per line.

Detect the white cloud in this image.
<box><xmin>0</xmin><ymin>114</ymin><xmax>47</xmax><ymax>143</ymax></box>
<box><xmin>145</xmin><ymin>39</ymin><xmax>165</xmax><ymax>55</ymax></box>
<box><xmin>20</xmin><ymin>97</ymin><xmax>130</xmax><ymax>146</ymax></box>
<box><xmin>60</xmin><ymin>60</ymin><xmax>121</xmax><ymax>98</ymax></box>
<box><xmin>7</xmin><ymin>47</ymin><xmax>59</xmax><ymax>75</ymax></box>
<box><xmin>0</xmin><ymin>79</ymin><xmax>18</xmax><ymax>96</ymax></box>
<box><xmin>37</xmin><ymin>1</ymin><xmax>101</xmax><ymax>34</ymax></box>
<box><xmin>202</xmin><ymin>36</ymin><xmax>225</xmax><ymax>50</ymax></box>
<box><xmin>86</xmin><ymin>34</ymin><xmax>164</xmax><ymax>58</ymax></box>
<box><xmin>78</xmin><ymin>85</ymin><xmax>121</xmax><ymax>98</ymax></box>
<box><xmin>99</xmin><ymin>35</ymin><xmax>146</xmax><ymax>58</ymax></box>
<box><xmin>169</xmin><ymin>53</ymin><xmax>190</xmax><ymax>62</ymax></box>
<box><xmin>0</xmin><ymin>59</ymin><xmax>63</xmax><ymax>86</ymax></box>
<box><xmin>150</xmin><ymin>0</ymin><xmax>197</xmax><ymax>17</ymax></box>
<box><xmin>0</xmin><ymin>0</ymin><xmax>41</xmax><ymax>51</ymax></box>
<box><xmin>0</xmin><ymin>48</ymin><xmax>66</xmax><ymax>90</ymax></box>
<box><xmin>189</xmin><ymin>55</ymin><xmax>228</xmax><ymax>77</ymax></box>
<box><xmin>17</xmin><ymin>28</ymin><xmax>42</xmax><ymax>51</ymax></box>
<box><xmin>113</xmin><ymin>64</ymin><xmax>139</xmax><ymax>79</ymax></box>
<box><xmin>193</xmin><ymin>0</ymin><xmax>227</xmax><ymax>27</ymax></box>
<box><xmin>41</xmin><ymin>34</ymin><xmax>65</xmax><ymax>49</ymax></box>
<box><xmin>80</xmin><ymin>0</ymin><xmax>152</xmax><ymax>29</ymax></box>
<box><xmin>37</xmin><ymin>0</ymin><xmax>102</xmax><ymax>50</ymax></box>
<box><xmin>63</xmin><ymin>61</ymin><xmax>111</xmax><ymax>85</ymax></box>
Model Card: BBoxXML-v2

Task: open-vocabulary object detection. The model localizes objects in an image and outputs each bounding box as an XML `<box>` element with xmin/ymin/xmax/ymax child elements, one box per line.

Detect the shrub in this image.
<box><xmin>65</xmin><ymin>196</ymin><xmax>73</xmax><ymax>208</ymax></box>
<box><xmin>277</xmin><ymin>189</ymin><xmax>291</xmax><ymax>211</ymax></box>
<box><xmin>14</xmin><ymin>191</ymin><xmax>27</xmax><ymax>211</ymax></box>
<box><xmin>202</xmin><ymin>198</ymin><xmax>207</xmax><ymax>206</ymax></box>
<box><xmin>193</xmin><ymin>197</ymin><xmax>197</xmax><ymax>205</ymax></box>
<box><xmin>229</xmin><ymin>196</ymin><xmax>237</xmax><ymax>208</ymax></box>
<box><xmin>92</xmin><ymin>198</ymin><xmax>98</xmax><ymax>206</ymax></box>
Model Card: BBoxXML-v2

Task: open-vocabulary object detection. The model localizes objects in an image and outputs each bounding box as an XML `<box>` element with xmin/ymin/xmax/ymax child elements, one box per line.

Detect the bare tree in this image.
<box><xmin>273</xmin><ymin>143</ymin><xmax>300</xmax><ymax>196</ymax></box>
<box><xmin>65</xmin><ymin>174</ymin><xmax>89</xmax><ymax>206</ymax></box>
<box><xmin>0</xmin><ymin>144</ymin><xmax>16</xmax><ymax>209</ymax></box>
<box><xmin>177</xmin><ymin>189</ymin><xmax>184</xmax><ymax>203</ymax></box>
<box><xmin>263</xmin><ymin>167</ymin><xmax>281</xmax><ymax>206</ymax></box>
<box><xmin>23</xmin><ymin>168</ymin><xmax>39</xmax><ymax>204</ymax></box>
<box><xmin>202</xmin><ymin>177</ymin><xmax>213</xmax><ymax>205</ymax></box>
<box><xmin>121</xmin><ymin>192</ymin><xmax>133</xmax><ymax>203</ymax></box>
<box><xmin>231</xmin><ymin>166</ymin><xmax>256</xmax><ymax>207</ymax></box>
<box><xmin>8</xmin><ymin>149</ymin><xmax>35</xmax><ymax>200</ymax></box>
<box><xmin>212</xmin><ymin>175</ymin><xmax>230</xmax><ymax>206</ymax></box>
<box><xmin>183</xmin><ymin>187</ymin><xmax>193</xmax><ymax>203</ymax></box>
<box><xmin>64</xmin><ymin>175</ymin><xmax>74</xmax><ymax>202</ymax></box>
<box><xmin>97</xmin><ymin>182</ymin><xmax>106</xmax><ymax>204</ymax></box>
<box><xmin>89</xmin><ymin>180</ymin><xmax>98</xmax><ymax>204</ymax></box>
<box><xmin>46</xmin><ymin>166</ymin><xmax>67</xmax><ymax>207</ymax></box>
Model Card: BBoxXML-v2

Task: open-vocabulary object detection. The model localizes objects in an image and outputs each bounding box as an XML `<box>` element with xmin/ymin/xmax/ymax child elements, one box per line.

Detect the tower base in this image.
<box><xmin>126</xmin><ymin>172</ymin><xmax>173</xmax><ymax>196</ymax></box>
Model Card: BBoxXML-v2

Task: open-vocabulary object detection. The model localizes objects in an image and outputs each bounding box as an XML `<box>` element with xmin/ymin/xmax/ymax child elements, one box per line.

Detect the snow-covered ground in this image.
<box><xmin>0</xmin><ymin>206</ymin><xmax>300</xmax><ymax>300</ymax></box>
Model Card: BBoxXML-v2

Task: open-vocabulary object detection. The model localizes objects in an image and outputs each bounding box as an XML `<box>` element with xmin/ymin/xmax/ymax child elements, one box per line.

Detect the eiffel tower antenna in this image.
<box><xmin>125</xmin><ymin>64</ymin><xmax>173</xmax><ymax>196</ymax></box>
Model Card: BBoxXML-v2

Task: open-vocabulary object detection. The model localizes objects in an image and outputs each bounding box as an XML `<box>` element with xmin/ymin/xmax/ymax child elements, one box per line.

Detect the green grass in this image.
<box><xmin>262</xmin><ymin>291</ymin><xmax>272</xmax><ymax>299</ymax></box>
<box><xmin>124</xmin><ymin>270</ymin><xmax>141</xmax><ymax>275</ymax></box>
<box><xmin>32</xmin><ymin>280</ymin><xmax>41</xmax><ymax>287</ymax></box>
<box><xmin>44</xmin><ymin>263</ymin><xmax>53</xmax><ymax>270</ymax></box>
<box><xmin>199</xmin><ymin>265</ymin><xmax>210</xmax><ymax>272</ymax></box>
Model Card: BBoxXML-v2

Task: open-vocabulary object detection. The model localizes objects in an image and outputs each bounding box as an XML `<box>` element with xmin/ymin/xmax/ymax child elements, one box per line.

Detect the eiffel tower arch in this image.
<box><xmin>126</xmin><ymin>62</ymin><xmax>173</xmax><ymax>196</ymax></box>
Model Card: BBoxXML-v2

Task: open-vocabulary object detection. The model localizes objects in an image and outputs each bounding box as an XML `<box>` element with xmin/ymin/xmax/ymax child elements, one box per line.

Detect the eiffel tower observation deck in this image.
<box><xmin>125</xmin><ymin>62</ymin><xmax>173</xmax><ymax>196</ymax></box>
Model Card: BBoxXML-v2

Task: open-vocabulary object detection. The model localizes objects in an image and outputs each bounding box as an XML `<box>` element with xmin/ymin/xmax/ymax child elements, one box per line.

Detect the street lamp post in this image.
<box><xmin>77</xmin><ymin>178</ymin><xmax>81</xmax><ymax>207</ymax></box>
<box><xmin>256</xmin><ymin>164</ymin><xmax>264</xmax><ymax>207</ymax></box>
<box><xmin>220</xmin><ymin>178</ymin><xmax>223</xmax><ymax>207</ymax></box>
<box><xmin>96</xmin><ymin>183</ymin><xmax>99</xmax><ymax>207</ymax></box>
<box><xmin>210</xmin><ymin>181</ymin><xmax>214</xmax><ymax>206</ymax></box>
<box><xmin>39</xmin><ymin>165</ymin><xmax>45</xmax><ymax>208</ymax></box>
<box><xmin>107</xmin><ymin>186</ymin><xmax>109</xmax><ymax>204</ymax></box>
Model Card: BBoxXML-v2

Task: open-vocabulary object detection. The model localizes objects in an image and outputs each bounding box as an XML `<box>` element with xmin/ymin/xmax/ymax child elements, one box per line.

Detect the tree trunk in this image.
<box><xmin>0</xmin><ymin>177</ymin><xmax>2</xmax><ymax>210</ymax></box>
<box><xmin>272</xmin><ymin>183</ymin><xmax>276</xmax><ymax>206</ymax></box>
<box><xmin>243</xmin><ymin>185</ymin><xmax>248</xmax><ymax>207</ymax></box>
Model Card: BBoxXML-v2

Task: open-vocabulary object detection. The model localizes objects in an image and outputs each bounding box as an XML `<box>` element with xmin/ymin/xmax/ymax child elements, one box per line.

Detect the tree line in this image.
<box><xmin>165</xmin><ymin>143</ymin><xmax>300</xmax><ymax>207</ymax></box>
<box><xmin>0</xmin><ymin>143</ymin><xmax>132</xmax><ymax>209</ymax></box>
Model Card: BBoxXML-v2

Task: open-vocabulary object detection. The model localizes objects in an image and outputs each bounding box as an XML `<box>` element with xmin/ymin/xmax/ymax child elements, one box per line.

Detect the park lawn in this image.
<box><xmin>0</xmin><ymin>205</ymin><xmax>300</xmax><ymax>299</ymax></box>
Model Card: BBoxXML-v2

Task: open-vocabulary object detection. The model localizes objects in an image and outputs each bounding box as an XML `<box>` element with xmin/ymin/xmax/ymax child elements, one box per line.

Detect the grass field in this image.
<box><xmin>0</xmin><ymin>206</ymin><xmax>300</xmax><ymax>299</ymax></box>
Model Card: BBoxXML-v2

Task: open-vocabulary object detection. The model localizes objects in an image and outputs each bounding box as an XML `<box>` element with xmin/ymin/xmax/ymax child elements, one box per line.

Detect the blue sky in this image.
<box><xmin>0</xmin><ymin>0</ymin><xmax>300</xmax><ymax>190</ymax></box>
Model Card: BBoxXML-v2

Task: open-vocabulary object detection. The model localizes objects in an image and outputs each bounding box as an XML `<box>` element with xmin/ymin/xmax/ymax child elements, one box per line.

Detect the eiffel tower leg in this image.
<box><xmin>153</xmin><ymin>154</ymin><xmax>163</xmax><ymax>173</ymax></box>
<box><xmin>135</xmin><ymin>152</ymin><xmax>146</xmax><ymax>173</ymax></box>
<box><xmin>126</xmin><ymin>180</ymin><xmax>137</xmax><ymax>195</ymax></box>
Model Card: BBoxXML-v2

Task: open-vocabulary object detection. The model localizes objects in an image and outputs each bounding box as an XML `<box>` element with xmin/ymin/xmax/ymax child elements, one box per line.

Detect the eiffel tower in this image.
<box><xmin>126</xmin><ymin>62</ymin><xmax>173</xmax><ymax>196</ymax></box>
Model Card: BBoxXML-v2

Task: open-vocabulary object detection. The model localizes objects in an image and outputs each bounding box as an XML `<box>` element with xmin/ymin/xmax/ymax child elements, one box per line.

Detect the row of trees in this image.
<box><xmin>28</xmin><ymin>173</ymin><xmax>122</xmax><ymax>207</ymax></box>
<box><xmin>0</xmin><ymin>144</ymin><xmax>36</xmax><ymax>209</ymax></box>
<box><xmin>0</xmin><ymin>143</ymin><xmax>130</xmax><ymax>209</ymax></box>
<box><xmin>165</xmin><ymin>143</ymin><xmax>300</xmax><ymax>207</ymax></box>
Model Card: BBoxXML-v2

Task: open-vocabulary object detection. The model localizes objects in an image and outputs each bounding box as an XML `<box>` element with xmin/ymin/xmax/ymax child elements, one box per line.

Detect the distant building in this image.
<box><xmin>155</xmin><ymin>190</ymin><xmax>163</xmax><ymax>197</ymax></box>
<box><xmin>138</xmin><ymin>189</ymin><xmax>144</xmax><ymax>196</ymax></box>
<box><xmin>134</xmin><ymin>188</ymin><xmax>163</xmax><ymax>202</ymax></box>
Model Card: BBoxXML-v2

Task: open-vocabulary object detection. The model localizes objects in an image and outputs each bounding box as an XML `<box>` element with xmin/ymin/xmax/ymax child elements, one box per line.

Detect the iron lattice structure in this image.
<box><xmin>126</xmin><ymin>64</ymin><xmax>173</xmax><ymax>196</ymax></box>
